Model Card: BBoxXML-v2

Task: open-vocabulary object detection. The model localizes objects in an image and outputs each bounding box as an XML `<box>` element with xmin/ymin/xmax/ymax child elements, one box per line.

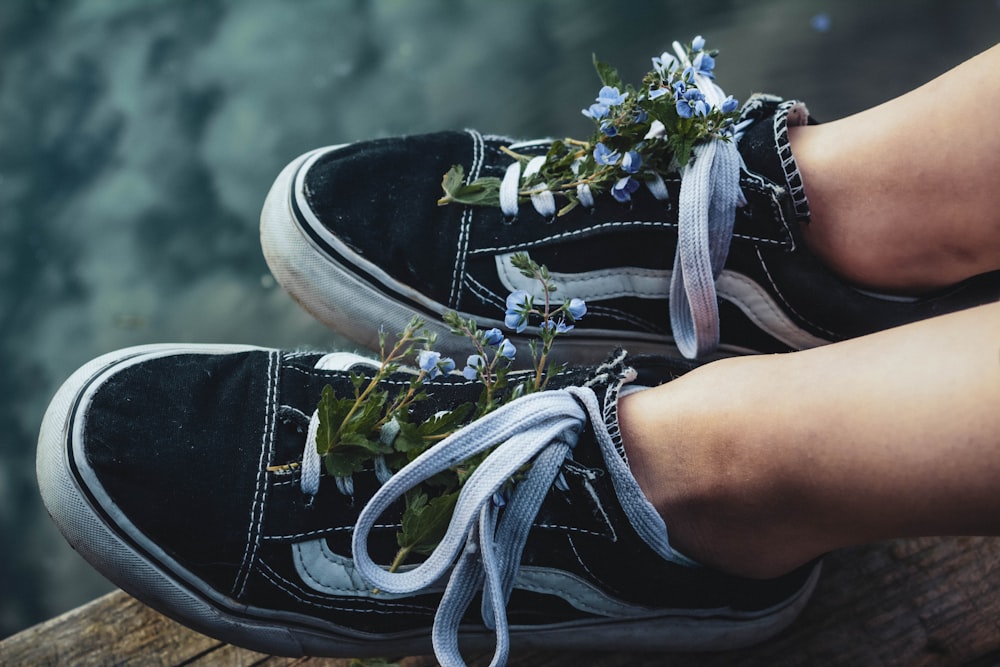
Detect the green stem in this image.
<box><xmin>388</xmin><ymin>545</ymin><xmax>412</xmax><ymax>574</ymax></box>
<box><xmin>533</xmin><ymin>268</ymin><xmax>553</xmax><ymax>392</ymax></box>
<box><xmin>332</xmin><ymin>328</ymin><xmax>416</xmax><ymax>447</ymax></box>
<box><xmin>376</xmin><ymin>369</ymin><xmax>427</xmax><ymax>431</ymax></box>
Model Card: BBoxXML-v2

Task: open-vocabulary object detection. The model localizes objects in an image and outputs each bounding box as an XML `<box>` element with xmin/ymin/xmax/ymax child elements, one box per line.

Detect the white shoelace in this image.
<box><xmin>351</xmin><ymin>387</ymin><xmax>592</xmax><ymax>666</ymax></box>
<box><xmin>498</xmin><ymin>41</ymin><xmax>746</xmax><ymax>359</ymax></box>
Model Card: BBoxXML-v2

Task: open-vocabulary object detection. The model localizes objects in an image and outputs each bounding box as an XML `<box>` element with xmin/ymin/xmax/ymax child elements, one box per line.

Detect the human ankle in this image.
<box><xmin>619</xmin><ymin>358</ymin><xmax>827</xmax><ymax>579</ymax></box>
<box><xmin>789</xmin><ymin>120</ymin><xmax>1000</xmax><ymax>294</ymax></box>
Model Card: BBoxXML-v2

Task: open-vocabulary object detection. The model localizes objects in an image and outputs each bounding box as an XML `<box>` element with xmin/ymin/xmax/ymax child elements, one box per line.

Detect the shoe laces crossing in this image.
<box><xmin>499</xmin><ymin>41</ymin><xmax>748</xmax><ymax>359</ymax></box>
<box><xmin>350</xmin><ymin>387</ymin><xmax>599</xmax><ymax>666</ymax></box>
<box><xmin>297</xmin><ymin>352</ymin><xmax>695</xmax><ymax>666</ymax></box>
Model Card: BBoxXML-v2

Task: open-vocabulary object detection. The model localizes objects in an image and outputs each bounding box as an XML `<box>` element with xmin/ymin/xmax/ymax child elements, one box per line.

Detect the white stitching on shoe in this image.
<box><xmin>565</xmin><ymin>533</ymin><xmax>606</xmax><ymax>585</ymax></box>
<box><xmin>448</xmin><ymin>130</ymin><xmax>486</xmax><ymax>308</ymax></box>
<box><xmin>258</xmin><ymin>563</ymin><xmax>433</xmax><ymax>615</ymax></box>
<box><xmin>473</xmin><ymin>221</ymin><xmax>674</xmax><ymax>254</ymax></box>
<box><xmin>283</xmin><ymin>364</ymin><xmax>481</xmax><ymax>388</ymax></box>
<box><xmin>716</xmin><ymin>271</ymin><xmax>830</xmax><ymax>348</ymax></box>
<box><xmin>774</xmin><ymin>100</ymin><xmax>811</xmax><ymax>219</ymax></box>
<box><xmin>234</xmin><ymin>350</ymin><xmax>279</xmax><ymax>598</ymax></box>
<box><xmin>754</xmin><ymin>246</ymin><xmax>837</xmax><ymax>338</ymax></box>
<box><xmin>262</xmin><ymin>523</ymin><xmax>400</xmax><ymax>541</ymax></box>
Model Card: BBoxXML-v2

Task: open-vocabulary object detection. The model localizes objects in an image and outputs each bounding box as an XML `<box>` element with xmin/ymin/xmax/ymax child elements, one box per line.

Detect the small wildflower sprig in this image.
<box><xmin>441</xmin><ymin>315</ymin><xmax>516</xmax><ymax>416</ymax></box>
<box><xmin>501</xmin><ymin>252</ymin><xmax>587</xmax><ymax>392</ymax></box>
<box><xmin>313</xmin><ymin>319</ymin><xmax>455</xmax><ymax>478</ymax></box>
<box><xmin>308</xmin><ymin>258</ymin><xmax>586</xmax><ymax>573</ymax></box>
<box><xmin>438</xmin><ymin>36</ymin><xmax>739</xmax><ymax>216</ymax></box>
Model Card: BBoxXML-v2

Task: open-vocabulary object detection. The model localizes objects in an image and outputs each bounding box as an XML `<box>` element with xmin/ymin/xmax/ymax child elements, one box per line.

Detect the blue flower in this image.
<box><xmin>632</xmin><ymin>108</ymin><xmax>649</xmax><ymax>124</ymax></box>
<box><xmin>504</xmin><ymin>311</ymin><xmax>528</xmax><ymax>333</ymax></box>
<box><xmin>600</xmin><ymin>121</ymin><xmax>618</xmax><ymax>137</ymax></box>
<box><xmin>582</xmin><ymin>102</ymin><xmax>609</xmax><ymax>120</ymax></box>
<box><xmin>543</xmin><ymin>319</ymin><xmax>574</xmax><ymax>334</ymax></box>
<box><xmin>417</xmin><ymin>350</ymin><xmax>454</xmax><ymax>379</ymax></box>
<box><xmin>482</xmin><ymin>327</ymin><xmax>504</xmax><ymax>346</ymax></box>
<box><xmin>498</xmin><ymin>339</ymin><xmax>516</xmax><ymax>360</ymax></box>
<box><xmin>596</xmin><ymin>85</ymin><xmax>627</xmax><ymax>107</ymax></box>
<box><xmin>648</xmin><ymin>85</ymin><xmax>669</xmax><ymax>101</ymax></box>
<box><xmin>504</xmin><ymin>290</ymin><xmax>532</xmax><ymax>333</ymax></box>
<box><xmin>621</xmin><ymin>150</ymin><xmax>642</xmax><ymax>174</ymax></box>
<box><xmin>611</xmin><ymin>176</ymin><xmax>640</xmax><ymax>203</ymax></box>
<box><xmin>593</xmin><ymin>142</ymin><xmax>621</xmax><ymax>166</ymax></box>
<box><xmin>462</xmin><ymin>354</ymin><xmax>484</xmax><ymax>380</ymax></box>
<box><xmin>720</xmin><ymin>95</ymin><xmax>739</xmax><ymax>114</ymax></box>
<box><xmin>691</xmin><ymin>35</ymin><xmax>706</xmax><ymax>52</ymax></box>
<box><xmin>676</xmin><ymin>89</ymin><xmax>708</xmax><ymax>118</ymax></box>
<box><xmin>506</xmin><ymin>289</ymin><xmax>530</xmax><ymax>311</ymax></box>
<box><xmin>418</xmin><ymin>349</ymin><xmax>441</xmax><ymax>373</ymax></box>
<box><xmin>693</xmin><ymin>51</ymin><xmax>715</xmax><ymax>79</ymax></box>
<box><xmin>671</xmin><ymin>80</ymin><xmax>686</xmax><ymax>98</ymax></box>
<box><xmin>652</xmin><ymin>52</ymin><xmax>678</xmax><ymax>79</ymax></box>
<box><xmin>567</xmin><ymin>298</ymin><xmax>587</xmax><ymax>320</ymax></box>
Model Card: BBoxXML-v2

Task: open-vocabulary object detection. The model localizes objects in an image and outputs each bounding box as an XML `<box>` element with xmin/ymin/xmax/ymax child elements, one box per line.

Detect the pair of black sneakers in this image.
<box><xmin>37</xmin><ymin>43</ymin><xmax>1000</xmax><ymax>666</ymax></box>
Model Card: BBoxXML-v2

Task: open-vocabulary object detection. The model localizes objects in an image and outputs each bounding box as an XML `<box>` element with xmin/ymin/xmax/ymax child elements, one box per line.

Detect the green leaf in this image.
<box><xmin>392</xmin><ymin>403</ymin><xmax>473</xmax><ymax>453</ymax></box>
<box><xmin>393</xmin><ymin>419</ymin><xmax>428</xmax><ymax>453</ymax></box>
<box><xmin>323</xmin><ymin>446</ymin><xmax>369</xmax><ymax>477</ymax></box>
<box><xmin>398</xmin><ymin>490</ymin><xmax>459</xmax><ymax>555</ymax></box>
<box><xmin>440</xmin><ymin>164</ymin><xmax>465</xmax><ymax>198</ymax></box>
<box><xmin>592</xmin><ymin>54</ymin><xmax>623</xmax><ymax>90</ymax></box>
<box><xmin>315</xmin><ymin>385</ymin><xmax>354</xmax><ymax>456</ymax></box>
<box><xmin>418</xmin><ymin>402</ymin><xmax>474</xmax><ymax>437</ymax></box>
<box><xmin>348</xmin><ymin>389</ymin><xmax>387</xmax><ymax>435</ymax></box>
<box><xmin>338</xmin><ymin>430</ymin><xmax>392</xmax><ymax>455</ymax></box>
<box><xmin>438</xmin><ymin>165</ymin><xmax>501</xmax><ymax>207</ymax></box>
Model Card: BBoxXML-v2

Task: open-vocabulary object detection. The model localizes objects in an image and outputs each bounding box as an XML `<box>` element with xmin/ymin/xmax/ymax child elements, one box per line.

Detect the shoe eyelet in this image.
<box><xmin>545</xmin><ymin>215</ymin><xmax>556</xmax><ymax>225</ymax></box>
<box><xmin>302</xmin><ymin>493</ymin><xmax>315</xmax><ymax>509</ymax></box>
<box><xmin>502</xmin><ymin>215</ymin><xmax>516</xmax><ymax>225</ymax></box>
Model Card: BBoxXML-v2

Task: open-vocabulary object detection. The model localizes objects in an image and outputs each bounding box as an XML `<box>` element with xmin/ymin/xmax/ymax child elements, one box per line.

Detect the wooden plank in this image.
<box><xmin>2</xmin><ymin>536</ymin><xmax>998</xmax><ymax>666</ymax></box>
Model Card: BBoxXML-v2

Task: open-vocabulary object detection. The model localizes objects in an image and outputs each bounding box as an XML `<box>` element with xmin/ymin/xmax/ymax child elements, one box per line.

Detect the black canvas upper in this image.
<box><xmin>63</xmin><ymin>346</ymin><xmax>817</xmax><ymax>656</ymax></box>
<box><xmin>291</xmin><ymin>96</ymin><xmax>1000</xmax><ymax>357</ymax></box>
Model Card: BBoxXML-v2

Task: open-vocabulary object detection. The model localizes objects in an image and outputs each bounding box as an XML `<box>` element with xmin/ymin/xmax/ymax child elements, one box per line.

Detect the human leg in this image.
<box><xmin>790</xmin><ymin>43</ymin><xmax>1000</xmax><ymax>293</ymax></box>
<box><xmin>620</xmin><ymin>299</ymin><xmax>1000</xmax><ymax>579</ymax></box>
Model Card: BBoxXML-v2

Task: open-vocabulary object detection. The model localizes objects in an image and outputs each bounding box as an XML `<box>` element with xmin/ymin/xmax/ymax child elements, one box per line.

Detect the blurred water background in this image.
<box><xmin>1</xmin><ymin>0</ymin><xmax>997</xmax><ymax>639</ymax></box>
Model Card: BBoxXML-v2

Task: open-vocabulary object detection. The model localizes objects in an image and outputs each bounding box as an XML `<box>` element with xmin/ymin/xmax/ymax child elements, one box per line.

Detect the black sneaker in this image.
<box><xmin>38</xmin><ymin>345</ymin><xmax>819</xmax><ymax>664</ymax></box>
<box><xmin>260</xmin><ymin>91</ymin><xmax>1000</xmax><ymax>361</ymax></box>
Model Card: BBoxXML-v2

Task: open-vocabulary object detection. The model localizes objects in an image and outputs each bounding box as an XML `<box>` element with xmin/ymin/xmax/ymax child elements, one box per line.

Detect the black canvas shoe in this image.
<box><xmin>261</xmin><ymin>90</ymin><xmax>1000</xmax><ymax>361</ymax></box>
<box><xmin>38</xmin><ymin>345</ymin><xmax>819</xmax><ymax>664</ymax></box>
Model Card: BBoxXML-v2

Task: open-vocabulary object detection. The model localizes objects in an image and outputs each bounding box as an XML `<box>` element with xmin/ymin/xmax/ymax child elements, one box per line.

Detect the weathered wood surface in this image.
<box><xmin>3</xmin><ymin>536</ymin><xmax>999</xmax><ymax>667</ymax></box>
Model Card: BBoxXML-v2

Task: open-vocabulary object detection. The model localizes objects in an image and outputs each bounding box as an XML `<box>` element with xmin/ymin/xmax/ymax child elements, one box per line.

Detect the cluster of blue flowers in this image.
<box><xmin>575</xmin><ymin>36</ymin><xmax>742</xmax><ymax>205</ymax></box>
<box><xmin>416</xmin><ymin>349</ymin><xmax>455</xmax><ymax>380</ymax></box>
<box><xmin>424</xmin><ymin>274</ymin><xmax>586</xmax><ymax>389</ymax></box>
<box><xmin>438</xmin><ymin>37</ymin><xmax>743</xmax><ymax>217</ymax></box>
<box><xmin>462</xmin><ymin>327</ymin><xmax>516</xmax><ymax>380</ymax></box>
<box><xmin>504</xmin><ymin>290</ymin><xmax>587</xmax><ymax>334</ymax></box>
